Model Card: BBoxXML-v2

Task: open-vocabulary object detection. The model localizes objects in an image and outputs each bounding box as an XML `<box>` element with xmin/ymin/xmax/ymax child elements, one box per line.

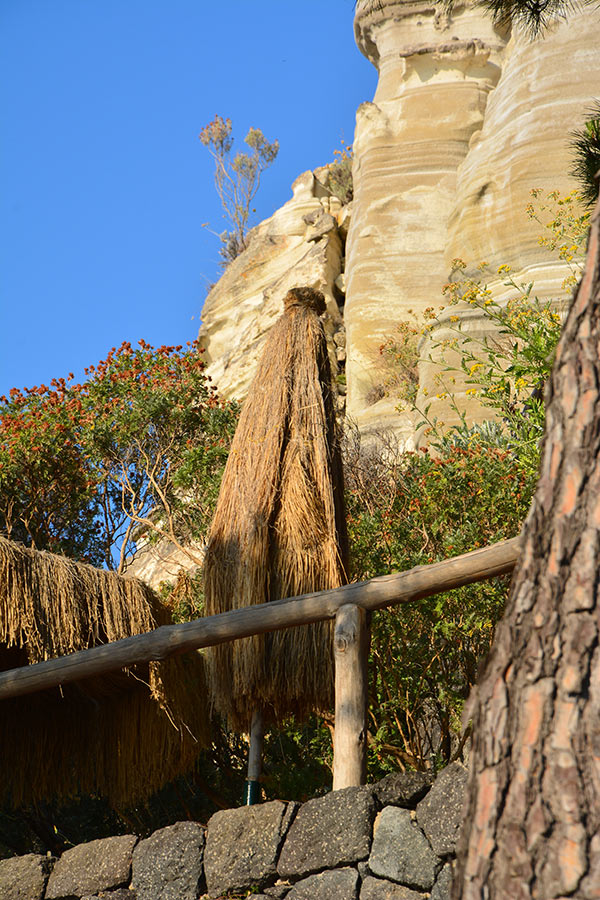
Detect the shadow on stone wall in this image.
<box><xmin>0</xmin><ymin>763</ymin><xmax>468</xmax><ymax>900</ymax></box>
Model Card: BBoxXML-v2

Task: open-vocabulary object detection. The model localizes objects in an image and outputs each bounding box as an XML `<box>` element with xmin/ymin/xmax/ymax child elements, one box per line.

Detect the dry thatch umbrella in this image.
<box><xmin>0</xmin><ymin>535</ymin><xmax>210</xmax><ymax>808</ymax></box>
<box><xmin>203</xmin><ymin>287</ymin><xmax>348</xmax><ymax>786</ymax></box>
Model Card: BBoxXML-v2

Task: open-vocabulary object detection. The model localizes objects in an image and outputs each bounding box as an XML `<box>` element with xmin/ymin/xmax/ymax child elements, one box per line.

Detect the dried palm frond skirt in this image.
<box><xmin>204</xmin><ymin>287</ymin><xmax>348</xmax><ymax>732</ymax></box>
<box><xmin>0</xmin><ymin>535</ymin><xmax>209</xmax><ymax>807</ymax></box>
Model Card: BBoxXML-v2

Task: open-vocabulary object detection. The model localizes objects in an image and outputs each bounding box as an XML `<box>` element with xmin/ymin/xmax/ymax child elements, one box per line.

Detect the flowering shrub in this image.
<box><xmin>370</xmin><ymin>317</ymin><xmax>421</xmax><ymax>405</ymax></box>
<box><xmin>413</xmin><ymin>190</ymin><xmax>589</xmax><ymax>474</ymax></box>
<box><xmin>526</xmin><ymin>187</ymin><xmax>591</xmax><ymax>287</ymax></box>
<box><xmin>0</xmin><ymin>341</ymin><xmax>237</xmax><ymax>570</ymax></box>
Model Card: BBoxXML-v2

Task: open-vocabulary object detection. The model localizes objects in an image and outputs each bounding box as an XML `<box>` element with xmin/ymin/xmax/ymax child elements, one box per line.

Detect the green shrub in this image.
<box><xmin>345</xmin><ymin>427</ymin><xmax>532</xmax><ymax>772</ymax></box>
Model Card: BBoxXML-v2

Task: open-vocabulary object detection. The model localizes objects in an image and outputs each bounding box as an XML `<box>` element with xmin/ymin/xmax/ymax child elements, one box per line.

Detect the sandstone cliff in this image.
<box><xmin>347</xmin><ymin>0</ymin><xmax>600</xmax><ymax>438</ymax></box>
<box><xmin>199</xmin><ymin>0</ymin><xmax>600</xmax><ymax>442</ymax></box>
<box><xmin>198</xmin><ymin>169</ymin><xmax>349</xmax><ymax>410</ymax></box>
<box><xmin>133</xmin><ymin>2</ymin><xmax>599</xmax><ymax>586</ymax></box>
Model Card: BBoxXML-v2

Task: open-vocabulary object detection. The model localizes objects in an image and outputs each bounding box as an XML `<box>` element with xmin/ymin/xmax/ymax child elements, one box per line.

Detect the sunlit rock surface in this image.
<box><xmin>138</xmin><ymin>1</ymin><xmax>599</xmax><ymax>587</ymax></box>
<box><xmin>198</xmin><ymin>4</ymin><xmax>598</xmax><ymax>438</ymax></box>
<box><xmin>345</xmin><ymin>0</ymin><xmax>599</xmax><ymax>437</ymax></box>
<box><xmin>198</xmin><ymin>170</ymin><xmax>347</xmax><ymax>404</ymax></box>
<box><xmin>126</xmin><ymin>535</ymin><xmax>204</xmax><ymax>590</ymax></box>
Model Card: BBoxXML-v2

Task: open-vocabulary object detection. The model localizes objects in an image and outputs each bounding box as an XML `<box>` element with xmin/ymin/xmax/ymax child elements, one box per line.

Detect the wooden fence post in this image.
<box><xmin>332</xmin><ymin>603</ymin><xmax>368</xmax><ymax>790</ymax></box>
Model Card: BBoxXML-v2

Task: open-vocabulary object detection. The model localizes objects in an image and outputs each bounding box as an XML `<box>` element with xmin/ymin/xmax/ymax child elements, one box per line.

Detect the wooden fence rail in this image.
<box><xmin>0</xmin><ymin>536</ymin><xmax>520</xmax><ymax>703</ymax></box>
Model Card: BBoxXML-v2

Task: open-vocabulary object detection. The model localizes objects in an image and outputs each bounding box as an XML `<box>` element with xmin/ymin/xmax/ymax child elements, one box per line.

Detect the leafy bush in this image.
<box><xmin>344</xmin><ymin>425</ymin><xmax>532</xmax><ymax>772</ymax></box>
<box><xmin>417</xmin><ymin>190</ymin><xmax>589</xmax><ymax>471</ymax></box>
<box><xmin>420</xmin><ymin>260</ymin><xmax>563</xmax><ymax>478</ymax></box>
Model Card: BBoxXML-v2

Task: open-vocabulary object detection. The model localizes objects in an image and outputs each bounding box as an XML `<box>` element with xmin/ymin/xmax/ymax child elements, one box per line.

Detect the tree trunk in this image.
<box><xmin>453</xmin><ymin>197</ymin><xmax>600</xmax><ymax>899</ymax></box>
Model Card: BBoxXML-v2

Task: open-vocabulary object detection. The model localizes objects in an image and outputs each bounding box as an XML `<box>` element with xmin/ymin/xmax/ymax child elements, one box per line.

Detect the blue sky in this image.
<box><xmin>1</xmin><ymin>0</ymin><xmax>377</xmax><ymax>398</ymax></box>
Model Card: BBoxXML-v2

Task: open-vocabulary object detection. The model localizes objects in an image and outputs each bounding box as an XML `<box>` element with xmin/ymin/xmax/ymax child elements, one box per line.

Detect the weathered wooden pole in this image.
<box><xmin>332</xmin><ymin>603</ymin><xmax>369</xmax><ymax>789</ymax></box>
<box><xmin>0</xmin><ymin>536</ymin><xmax>520</xmax><ymax>701</ymax></box>
<box><xmin>245</xmin><ymin>708</ymin><xmax>264</xmax><ymax>805</ymax></box>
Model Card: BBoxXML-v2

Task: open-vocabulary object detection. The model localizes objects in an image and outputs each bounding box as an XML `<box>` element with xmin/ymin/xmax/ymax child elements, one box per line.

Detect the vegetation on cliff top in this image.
<box><xmin>199</xmin><ymin>115</ymin><xmax>279</xmax><ymax>269</ymax></box>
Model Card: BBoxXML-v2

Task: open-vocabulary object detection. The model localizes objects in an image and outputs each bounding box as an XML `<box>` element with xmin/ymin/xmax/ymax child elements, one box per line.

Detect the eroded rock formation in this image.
<box><xmin>198</xmin><ymin>169</ymin><xmax>348</xmax><ymax>408</ymax></box>
<box><xmin>346</xmin><ymin>0</ymin><xmax>600</xmax><ymax>438</ymax></box>
<box><xmin>127</xmin><ymin>1</ymin><xmax>600</xmax><ymax>588</ymax></box>
<box><xmin>199</xmin><ymin>3</ymin><xmax>599</xmax><ymax>443</ymax></box>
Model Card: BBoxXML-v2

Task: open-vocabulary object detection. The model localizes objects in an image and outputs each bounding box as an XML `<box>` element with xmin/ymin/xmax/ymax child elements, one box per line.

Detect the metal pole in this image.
<box><xmin>244</xmin><ymin>707</ymin><xmax>264</xmax><ymax>805</ymax></box>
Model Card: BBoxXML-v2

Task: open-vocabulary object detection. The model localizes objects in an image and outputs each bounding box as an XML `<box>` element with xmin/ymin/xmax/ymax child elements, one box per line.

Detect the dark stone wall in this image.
<box><xmin>0</xmin><ymin>764</ymin><xmax>467</xmax><ymax>900</ymax></box>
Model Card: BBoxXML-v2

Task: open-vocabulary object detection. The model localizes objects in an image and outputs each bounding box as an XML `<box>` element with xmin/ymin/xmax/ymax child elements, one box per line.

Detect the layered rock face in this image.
<box><xmin>136</xmin><ymin>3</ymin><xmax>598</xmax><ymax>587</ymax></box>
<box><xmin>198</xmin><ymin>170</ymin><xmax>349</xmax><ymax>405</ymax></box>
<box><xmin>346</xmin><ymin>0</ymin><xmax>507</xmax><ymax>439</ymax></box>
<box><xmin>198</xmin><ymin>3</ymin><xmax>598</xmax><ymax>440</ymax></box>
<box><xmin>346</xmin><ymin>0</ymin><xmax>600</xmax><ymax>438</ymax></box>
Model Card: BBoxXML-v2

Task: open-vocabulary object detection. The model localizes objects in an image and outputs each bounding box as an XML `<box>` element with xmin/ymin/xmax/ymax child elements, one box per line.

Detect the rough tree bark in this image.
<box><xmin>453</xmin><ymin>197</ymin><xmax>600</xmax><ymax>898</ymax></box>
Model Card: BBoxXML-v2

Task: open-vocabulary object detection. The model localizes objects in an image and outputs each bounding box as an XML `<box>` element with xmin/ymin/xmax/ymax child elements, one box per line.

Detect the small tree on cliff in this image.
<box><xmin>199</xmin><ymin>115</ymin><xmax>279</xmax><ymax>267</ymax></box>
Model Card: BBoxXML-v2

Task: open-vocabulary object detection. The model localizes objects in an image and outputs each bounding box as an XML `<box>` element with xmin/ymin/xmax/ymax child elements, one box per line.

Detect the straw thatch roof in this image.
<box><xmin>204</xmin><ymin>287</ymin><xmax>348</xmax><ymax>732</ymax></box>
<box><xmin>0</xmin><ymin>535</ymin><xmax>210</xmax><ymax>807</ymax></box>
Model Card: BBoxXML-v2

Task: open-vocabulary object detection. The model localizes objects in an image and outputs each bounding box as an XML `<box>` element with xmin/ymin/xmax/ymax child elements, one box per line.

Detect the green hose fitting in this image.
<box><xmin>244</xmin><ymin>779</ymin><xmax>261</xmax><ymax>806</ymax></box>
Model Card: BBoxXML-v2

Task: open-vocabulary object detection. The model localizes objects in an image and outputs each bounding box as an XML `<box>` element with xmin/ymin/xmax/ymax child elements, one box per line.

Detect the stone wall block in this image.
<box><xmin>262</xmin><ymin>885</ymin><xmax>292</xmax><ymax>898</ymax></box>
<box><xmin>81</xmin><ymin>891</ymin><xmax>134</xmax><ymax>900</ymax></box>
<box><xmin>131</xmin><ymin>821</ymin><xmax>205</xmax><ymax>900</ymax></box>
<box><xmin>285</xmin><ymin>866</ymin><xmax>359</xmax><ymax>900</ymax></box>
<box><xmin>45</xmin><ymin>834</ymin><xmax>138</xmax><ymax>899</ymax></box>
<box><xmin>430</xmin><ymin>862</ymin><xmax>453</xmax><ymax>900</ymax></box>
<box><xmin>368</xmin><ymin>807</ymin><xmax>437</xmax><ymax>891</ymax></box>
<box><xmin>360</xmin><ymin>875</ymin><xmax>426</xmax><ymax>899</ymax></box>
<box><xmin>277</xmin><ymin>786</ymin><xmax>376</xmax><ymax>879</ymax></box>
<box><xmin>415</xmin><ymin>762</ymin><xmax>468</xmax><ymax>857</ymax></box>
<box><xmin>370</xmin><ymin>771</ymin><xmax>432</xmax><ymax>809</ymax></box>
<box><xmin>0</xmin><ymin>853</ymin><xmax>54</xmax><ymax>900</ymax></box>
<box><xmin>203</xmin><ymin>800</ymin><xmax>298</xmax><ymax>898</ymax></box>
